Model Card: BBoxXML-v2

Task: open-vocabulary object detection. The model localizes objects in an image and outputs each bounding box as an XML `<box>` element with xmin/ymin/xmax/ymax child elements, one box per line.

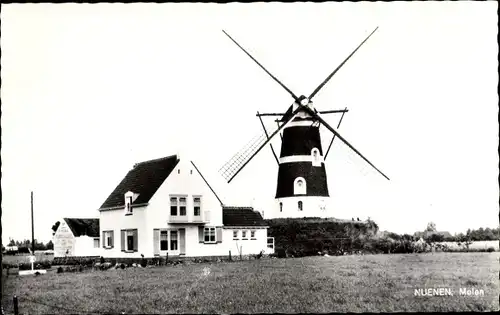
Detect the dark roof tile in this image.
<box><xmin>63</xmin><ymin>218</ymin><xmax>100</xmax><ymax>237</ymax></box>
<box><xmin>223</xmin><ymin>207</ymin><xmax>266</xmax><ymax>227</ymax></box>
<box><xmin>99</xmin><ymin>155</ymin><xmax>180</xmax><ymax>209</ymax></box>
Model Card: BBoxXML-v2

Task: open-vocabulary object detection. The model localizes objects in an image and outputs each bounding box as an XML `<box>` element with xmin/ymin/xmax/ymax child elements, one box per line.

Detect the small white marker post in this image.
<box><xmin>19</xmin><ymin>255</ymin><xmax>46</xmax><ymax>276</ymax></box>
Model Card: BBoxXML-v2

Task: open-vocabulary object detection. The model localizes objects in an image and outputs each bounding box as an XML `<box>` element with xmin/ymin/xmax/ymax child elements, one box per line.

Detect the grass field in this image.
<box><xmin>2</xmin><ymin>252</ymin><xmax>499</xmax><ymax>313</ymax></box>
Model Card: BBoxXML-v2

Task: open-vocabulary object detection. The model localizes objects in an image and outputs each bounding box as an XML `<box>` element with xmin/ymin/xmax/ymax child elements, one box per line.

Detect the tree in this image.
<box><xmin>45</xmin><ymin>240</ymin><xmax>54</xmax><ymax>250</ymax></box>
<box><xmin>426</xmin><ymin>222</ymin><xmax>437</xmax><ymax>232</ymax></box>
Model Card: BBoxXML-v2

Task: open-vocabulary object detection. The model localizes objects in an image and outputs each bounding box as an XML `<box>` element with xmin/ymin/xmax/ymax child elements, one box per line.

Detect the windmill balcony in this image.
<box><xmin>168</xmin><ymin>211</ymin><xmax>210</xmax><ymax>224</ymax></box>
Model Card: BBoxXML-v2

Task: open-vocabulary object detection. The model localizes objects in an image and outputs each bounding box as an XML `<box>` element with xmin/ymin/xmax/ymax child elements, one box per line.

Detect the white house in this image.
<box><xmin>53</xmin><ymin>218</ymin><xmax>100</xmax><ymax>257</ymax></box>
<box><xmin>98</xmin><ymin>154</ymin><xmax>274</xmax><ymax>259</ymax></box>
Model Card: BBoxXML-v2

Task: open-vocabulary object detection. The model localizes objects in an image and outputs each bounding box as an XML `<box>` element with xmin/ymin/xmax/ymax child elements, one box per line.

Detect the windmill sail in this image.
<box><xmin>219</xmin><ymin>132</ymin><xmax>268</xmax><ymax>182</ymax></box>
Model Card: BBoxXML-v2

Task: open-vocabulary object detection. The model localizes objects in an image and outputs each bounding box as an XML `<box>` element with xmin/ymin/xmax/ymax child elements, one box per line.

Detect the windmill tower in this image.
<box><xmin>219</xmin><ymin>28</ymin><xmax>390</xmax><ymax>219</ymax></box>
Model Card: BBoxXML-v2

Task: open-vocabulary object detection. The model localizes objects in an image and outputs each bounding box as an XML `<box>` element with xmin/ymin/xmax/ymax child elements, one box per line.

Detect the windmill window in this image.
<box><xmin>311</xmin><ymin>148</ymin><xmax>321</xmax><ymax>166</ymax></box>
<box><xmin>178</xmin><ymin>169</ymin><xmax>180</xmax><ymax>174</ymax></box>
<box><xmin>279</xmin><ymin>202</ymin><xmax>283</xmax><ymax>212</ymax></box>
<box><xmin>294</xmin><ymin>177</ymin><xmax>307</xmax><ymax>195</ymax></box>
<box><xmin>298</xmin><ymin>201</ymin><xmax>303</xmax><ymax>211</ymax></box>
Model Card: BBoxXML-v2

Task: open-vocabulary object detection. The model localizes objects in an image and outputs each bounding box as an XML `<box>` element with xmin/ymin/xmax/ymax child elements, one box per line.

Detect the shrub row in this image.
<box><xmin>2</xmin><ymin>260</ymin><xmax>52</xmax><ymax>270</ymax></box>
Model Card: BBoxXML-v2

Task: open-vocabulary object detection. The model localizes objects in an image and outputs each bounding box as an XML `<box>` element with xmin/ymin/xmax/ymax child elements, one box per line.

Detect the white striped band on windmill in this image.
<box><xmin>219</xmin><ymin>27</ymin><xmax>390</xmax><ymax>219</ymax></box>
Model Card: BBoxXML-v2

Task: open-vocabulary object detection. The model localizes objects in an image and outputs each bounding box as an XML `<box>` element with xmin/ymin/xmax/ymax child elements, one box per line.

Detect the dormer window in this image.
<box><xmin>125</xmin><ymin>191</ymin><xmax>134</xmax><ymax>215</ymax></box>
<box><xmin>294</xmin><ymin>177</ymin><xmax>307</xmax><ymax>195</ymax></box>
<box><xmin>311</xmin><ymin>148</ymin><xmax>321</xmax><ymax>167</ymax></box>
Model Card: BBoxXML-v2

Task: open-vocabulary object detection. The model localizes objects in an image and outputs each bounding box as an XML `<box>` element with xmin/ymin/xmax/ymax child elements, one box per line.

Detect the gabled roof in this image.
<box><xmin>99</xmin><ymin>155</ymin><xmax>180</xmax><ymax>210</ymax></box>
<box><xmin>63</xmin><ymin>218</ymin><xmax>99</xmax><ymax>237</ymax></box>
<box><xmin>222</xmin><ymin>207</ymin><xmax>267</xmax><ymax>227</ymax></box>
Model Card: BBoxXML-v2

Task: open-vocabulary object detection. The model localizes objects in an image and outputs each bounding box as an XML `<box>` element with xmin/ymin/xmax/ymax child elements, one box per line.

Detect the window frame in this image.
<box><xmin>233</xmin><ymin>230</ymin><xmax>239</xmax><ymax>240</ymax></box>
<box><xmin>160</xmin><ymin>230</ymin><xmax>169</xmax><ymax>251</ymax></box>
<box><xmin>250</xmin><ymin>230</ymin><xmax>256</xmax><ymax>240</ymax></box>
<box><xmin>103</xmin><ymin>230</ymin><xmax>113</xmax><ymax>249</ymax></box>
<box><xmin>294</xmin><ymin>177</ymin><xmax>307</xmax><ymax>195</ymax></box>
<box><xmin>126</xmin><ymin>230</ymin><xmax>134</xmax><ymax>252</ymax></box>
<box><xmin>170</xmin><ymin>230</ymin><xmax>178</xmax><ymax>251</ymax></box>
<box><xmin>193</xmin><ymin>196</ymin><xmax>202</xmax><ymax>217</ymax></box>
<box><xmin>204</xmin><ymin>227</ymin><xmax>216</xmax><ymax>243</ymax></box>
<box><xmin>170</xmin><ymin>195</ymin><xmax>188</xmax><ymax>217</ymax></box>
<box><xmin>242</xmin><ymin>230</ymin><xmax>248</xmax><ymax>240</ymax></box>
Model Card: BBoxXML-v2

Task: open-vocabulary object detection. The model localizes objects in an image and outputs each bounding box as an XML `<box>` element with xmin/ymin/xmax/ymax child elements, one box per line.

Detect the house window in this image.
<box><xmin>170</xmin><ymin>231</ymin><xmax>178</xmax><ymax>250</ymax></box>
<box><xmin>103</xmin><ymin>231</ymin><xmax>113</xmax><ymax>248</ymax></box>
<box><xmin>233</xmin><ymin>230</ymin><xmax>239</xmax><ymax>240</ymax></box>
<box><xmin>204</xmin><ymin>227</ymin><xmax>216</xmax><ymax>243</ymax></box>
<box><xmin>193</xmin><ymin>196</ymin><xmax>201</xmax><ymax>216</ymax></box>
<box><xmin>126</xmin><ymin>231</ymin><xmax>134</xmax><ymax>251</ymax></box>
<box><xmin>267</xmin><ymin>237</ymin><xmax>275</xmax><ymax>249</ymax></box>
<box><xmin>170</xmin><ymin>197</ymin><xmax>178</xmax><ymax>216</ymax></box>
<box><xmin>179</xmin><ymin>197</ymin><xmax>187</xmax><ymax>216</ymax></box>
<box><xmin>125</xmin><ymin>195</ymin><xmax>133</xmax><ymax>215</ymax></box>
<box><xmin>160</xmin><ymin>231</ymin><xmax>168</xmax><ymax>251</ymax></box>
<box><xmin>242</xmin><ymin>230</ymin><xmax>248</xmax><ymax>240</ymax></box>
<box><xmin>93</xmin><ymin>238</ymin><xmax>100</xmax><ymax>248</ymax></box>
<box><xmin>298</xmin><ymin>201</ymin><xmax>303</xmax><ymax>211</ymax></box>
<box><xmin>250</xmin><ymin>230</ymin><xmax>256</xmax><ymax>239</ymax></box>
<box><xmin>294</xmin><ymin>177</ymin><xmax>307</xmax><ymax>195</ymax></box>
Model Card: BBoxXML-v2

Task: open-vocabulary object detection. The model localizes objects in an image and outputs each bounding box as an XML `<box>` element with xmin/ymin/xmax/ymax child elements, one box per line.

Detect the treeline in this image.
<box><xmin>2</xmin><ymin>239</ymin><xmax>54</xmax><ymax>252</ymax></box>
<box><xmin>410</xmin><ymin>227</ymin><xmax>499</xmax><ymax>243</ymax></box>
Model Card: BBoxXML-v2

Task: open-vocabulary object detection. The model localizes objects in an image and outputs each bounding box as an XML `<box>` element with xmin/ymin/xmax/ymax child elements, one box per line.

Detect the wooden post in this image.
<box><xmin>229</xmin><ymin>250</ymin><xmax>231</xmax><ymax>261</ymax></box>
<box><xmin>166</xmin><ymin>252</ymin><xmax>169</xmax><ymax>264</ymax></box>
<box><xmin>13</xmin><ymin>295</ymin><xmax>19</xmax><ymax>315</ymax></box>
<box><xmin>31</xmin><ymin>191</ymin><xmax>35</xmax><ymax>255</ymax></box>
<box><xmin>240</xmin><ymin>246</ymin><xmax>242</xmax><ymax>260</ymax></box>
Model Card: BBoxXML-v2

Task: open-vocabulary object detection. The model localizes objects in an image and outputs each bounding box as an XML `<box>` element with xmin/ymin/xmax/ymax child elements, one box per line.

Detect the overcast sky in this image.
<box><xmin>2</xmin><ymin>2</ymin><xmax>498</xmax><ymax>244</ymax></box>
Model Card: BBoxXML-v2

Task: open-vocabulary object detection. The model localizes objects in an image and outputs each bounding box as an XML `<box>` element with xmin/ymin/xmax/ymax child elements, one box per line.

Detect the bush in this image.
<box><xmin>486</xmin><ymin>247</ymin><xmax>495</xmax><ymax>252</ymax></box>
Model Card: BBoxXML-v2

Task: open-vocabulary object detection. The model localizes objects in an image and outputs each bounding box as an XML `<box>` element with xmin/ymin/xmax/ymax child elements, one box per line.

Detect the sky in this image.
<box><xmin>1</xmin><ymin>2</ymin><xmax>498</xmax><ymax>244</ymax></box>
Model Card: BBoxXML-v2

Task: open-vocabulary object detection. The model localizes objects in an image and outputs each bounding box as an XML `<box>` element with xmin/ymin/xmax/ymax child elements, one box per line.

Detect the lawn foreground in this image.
<box><xmin>2</xmin><ymin>252</ymin><xmax>499</xmax><ymax>313</ymax></box>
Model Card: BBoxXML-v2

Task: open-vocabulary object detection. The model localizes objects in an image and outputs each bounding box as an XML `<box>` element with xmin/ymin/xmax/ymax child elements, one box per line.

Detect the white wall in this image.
<box><xmin>268</xmin><ymin>196</ymin><xmax>331</xmax><ymax>219</ymax></box>
<box><xmin>53</xmin><ymin>220</ymin><xmax>75</xmax><ymax>257</ymax></box>
<box><xmin>73</xmin><ymin>235</ymin><xmax>100</xmax><ymax>256</ymax></box>
<box><xmin>99</xmin><ymin>157</ymin><xmax>225</xmax><ymax>258</ymax></box>
<box><xmin>99</xmin><ymin>205</ymin><xmax>148</xmax><ymax>258</ymax></box>
<box><xmin>146</xmin><ymin>158</ymin><xmax>224</xmax><ymax>227</ymax></box>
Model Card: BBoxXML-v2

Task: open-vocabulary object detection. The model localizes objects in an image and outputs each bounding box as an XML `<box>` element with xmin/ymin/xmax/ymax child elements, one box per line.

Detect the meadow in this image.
<box><xmin>2</xmin><ymin>252</ymin><xmax>499</xmax><ymax>313</ymax></box>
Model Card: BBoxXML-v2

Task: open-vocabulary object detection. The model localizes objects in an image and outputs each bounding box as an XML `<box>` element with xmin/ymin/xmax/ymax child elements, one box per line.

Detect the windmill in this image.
<box><xmin>219</xmin><ymin>28</ymin><xmax>389</xmax><ymax>219</ymax></box>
